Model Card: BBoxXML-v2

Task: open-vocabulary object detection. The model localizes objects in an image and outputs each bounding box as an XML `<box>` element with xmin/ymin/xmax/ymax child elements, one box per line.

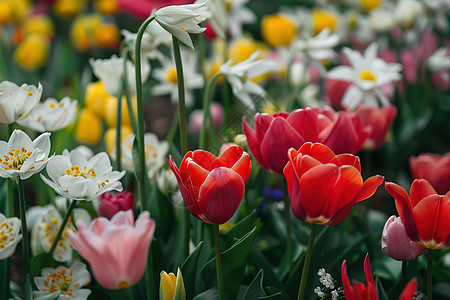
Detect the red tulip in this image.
<box><xmin>382</xmin><ymin>215</ymin><xmax>425</xmax><ymax>261</ymax></box>
<box><xmin>98</xmin><ymin>191</ymin><xmax>134</xmax><ymax>219</ymax></box>
<box><xmin>283</xmin><ymin>143</ymin><xmax>383</xmax><ymax>225</ymax></box>
<box><xmin>169</xmin><ymin>145</ymin><xmax>251</xmax><ymax>224</ymax></box>
<box><xmin>385</xmin><ymin>179</ymin><xmax>450</xmax><ymax>249</ymax></box>
<box><xmin>342</xmin><ymin>253</ymin><xmax>418</xmax><ymax>300</ymax></box>
<box><xmin>325</xmin><ymin>78</ymin><xmax>352</xmax><ymax>110</ymax></box>
<box><xmin>355</xmin><ymin>105</ymin><xmax>397</xmax><ymax>149</ymax></box>
<box><xmin>242</xmin><ymin>108</ymin><xmax>320</xmax><ymax>174</ymax></box>
<box><xmin>409</xmin><ymin>153</ymin><xmax>450</xmax><ymax>195</ymax></box>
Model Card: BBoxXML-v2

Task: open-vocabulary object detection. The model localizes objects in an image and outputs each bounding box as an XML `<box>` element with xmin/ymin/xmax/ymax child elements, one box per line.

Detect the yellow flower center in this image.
<box><xmin>359</xmin><ymin>70</ymin><xmax>377</xmax><ymax>81</ymax></box>
<box><xmin>0</xmin><ymin>221</ymin><xmax>15</xmax><ymax>249</ymax></box>
<box><xmin>43</xmin><ymin>267</ymin><xmax>76</xmax><ymax>296</ymax></box>
<box><xmin>306</xmin><ymin>216</ymin><xmax>330</xmax><ymax>225</ymax></box>
<box><xmin>64</xmin><ymin>165</ymin><xmax>96</xmax><ymax>179</ymax></box>
<box><xmin>359</xmin><ymin>0</ymin><xmax>381</xmax><ymax>11</ymax></box>
<box><xmin>166</xmin><ymin>67</ymin><xmax>178</xmax><ymax>84</ymax></box>
<box><xmin>43</xmin><ymin>216</ymin><xmax>73</xmax><ymax>250</ymax></box>
<box><xmin>0</xmin><ymin>146</ymin><xmax>33</xmax><ymax>170</ymax></box>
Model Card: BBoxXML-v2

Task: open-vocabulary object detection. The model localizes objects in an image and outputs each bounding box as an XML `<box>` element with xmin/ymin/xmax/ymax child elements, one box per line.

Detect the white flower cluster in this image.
<box><xmin>314</xmin><ymin>268</ymin><xmax>342</xmax><ymax>300</ymax></box>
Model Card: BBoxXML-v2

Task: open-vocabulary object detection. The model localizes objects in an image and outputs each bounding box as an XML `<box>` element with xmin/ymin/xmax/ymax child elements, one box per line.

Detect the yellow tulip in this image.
<box><xmin>14</xmin><ymin>34</ymin><xmax>49</xmax><ymax>69</ymax></box>
<box><xmin>104</xmin><ymin>95</ymin><xmax>137</xmax><ymax>128</ymax></box>
<box><xmin>53</xmin><ymin>0</ymin><xmax>86</xmax><ymax>18</ymax></box>
<box><xmin>23</xmin><ymin>14</ymin><xmax>55</xmax><ymax>38</ymax></box>
<box><xmin>93</xmin><ymin>23</ymin><xmax>120</xmax><ymax>48</ymax></box>
<box><xmin>75</xmin><ymin>108</ymin><xmax>103</xmax><ymax>145</ymax></box>
<box><xmin>0</xmin><ymin>1</ymin><xmax>14</xmax><ymax>25</ymax></box>
<box><xmin>70</xmin><ymin>15</ymin><xmax>101</xmax><ymax>51</ymax></box>
<box><xmin>261</xmin><ymin>14</ymin><xmax>297</xmax><ymax>47</ymax></box>
<box><xmin>160</xmin><ymin>268</ymin><xmax>185</xmax><ymax>300</ymax></box>
<box><xmin>95</xmin><ymin>0</ymin><xmax>119</xmax><ymax>15</ymax></box>
<box><xmin>104</xmin><ymin>126</ymin><xmax>133</xmax><ymax>154</ymax></box>
<box><xmin>228</xmin><ymin>37</ymin><xmax>268</xmax><ymax>65</ymax></box>
<box><xmin>84</xmin><ymin>81</ymin><xmax>110</xmax><ymax>119</ymax></box>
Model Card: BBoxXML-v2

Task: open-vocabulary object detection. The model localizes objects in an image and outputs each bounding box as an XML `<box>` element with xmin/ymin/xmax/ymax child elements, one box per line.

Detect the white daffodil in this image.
<box><xmin>33</xmin><ymin>261</ymin><xmax>91</xmax><ymax>300</ymax></box>
<box><xmin>337</xmin><ymin>11</ymin><xmax>375</xmax><ymax>45</ymax></box>
<box><xmin>30</xmin><ymin>202</ymin><xmax>91</xmax><ymax>262</ymax></box>
<box><xmin>118</xmin><ymin>133</ymin><xmax>169</xmax><ymax>181</ymax></box>
<box><xmin>154</xmin><ymin>3</ymin><xmax>206</xmax><ymax>49</ymax></box>
<box><xmin>152</xmin><ymin>51</ymin><xmax>203</xmax><ymax>106</ymax></box>
<box><xmin>17</xmin><ymin>97</ymin><xmax>78</xmax><ymax>132</ymax></box>
<box><xmin>41</xmin><ymin>149</ymin><xmax>125</xmax><ymax>201</ymax></box>
<box><xmin>220</xmin><ymin>51</ymin><xmax>277</xmax><ymax>110</ymax></box>
<box><xmin>427</xmin><ymin>48</ymin><xmax>450</xmax><ymax>73</ymax></box>
<box><xmin>224</xmin><ymin>0</ymin><xmax>256</xmax><ymax>39</ymax></box>
<box><xmin>369</xmin><ymin>5</ymin><xmax>396</xmax><ymax>32</ymax></box>
<box><xmin>194</xmin><ymin>0</ymin><xmax>227</xmax><ymax>39</ymax></box>
<box><xmin>89</xmin><ymin>55</ymin><xmax>151</xmax><ymax>96</ymax></box>
<box><xmin>0</xmin><ymin>81</ymin><xmax>42</xmax><ymax>124</ymax></box>
<box><xmin>0</xmin><ymin>129</ymin><xmax>51</xmax><ymax>180</ymax></box>
<box><xmin>0</xmin><ymin>213</ymin><xmax>22</xmax><ymax>260</ymax></box>
<box><xmin>292</xmin><ymin>28</ymin><xmax>339</xmax><ymax>62</ymax></box>
<box><xmin>327</xmin><ymin>43</ymin><xmax>402</xmax><ymax>110</ymax></box>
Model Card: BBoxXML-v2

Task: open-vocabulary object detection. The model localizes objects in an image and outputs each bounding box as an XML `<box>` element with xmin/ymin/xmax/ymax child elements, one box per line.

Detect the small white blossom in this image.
<box><xmin>33</xmin><ymin>261</ymin><xmax>91</xmax><ymax>300</ymax></box>
<box><xmin>314</xmin><ymin>287</ymin><xmax>327</xmax><ymax>298</ymax></box>
<box><xmin>292</xmin><ymin>28</ymin><xmax>339</xmax><ymax>62</ymax></box>
<box><xmin>331</xmin><ymin>290</ymin><xmax>339</xmax><ymax>300</ymax></box>
<box><xmin>0</xmin><ymin>213</ymin><xmax>22</xmax><ymax>260</ymax></box>
<box><xmin>0</xmin><ymin>81</ymin><xmax>42</xmax><ymax>124</ymax></box>
<box><xmin>427</xmin><ymin>48</ymin><xmax>450</xmax><ymax>73</ymax></box>
<box><xmin>224</xmin><ymin>0</ymin><xmax>256</xmax><ymax>38</ymax></box>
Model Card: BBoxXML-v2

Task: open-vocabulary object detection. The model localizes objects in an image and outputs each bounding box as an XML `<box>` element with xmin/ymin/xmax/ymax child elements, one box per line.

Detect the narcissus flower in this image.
<box><xmin>284</xmin><ymin>143</ymin><xmax>383</xmax><ymax>225</ymax></box>
<box><xmin>0</xmin><ymin>81</ymin><xmax>42</xmax><ymax>124</ymax></box>
<box><xmin>33</xmin><ymin>261</ymin><xmax>92</xmax><ymax>299</ymax></box>
<box><xmin>382</xmin><ymin>215</ymin><xmax>425</xmax><ymax>261</ymax></box>
<box><xmin>385</xmin><ymin>179</ymin><xmax>450</xmax><ymax>249</ymax></box>
<box><xmin>0</xmin><ymin>213</ymin><xmax>22</xmax><ymax>260</ymax></box>
<box><xmin>169</xmin><ymin>145</ymin><xmax>252</xmax><ymax>224</ymax></box>
<box><xmin>68</xmin><ymin>210</ymin><xmax>155</xmax><ymax>290</ymax></box>
<box><xmin>154</xmin><ymin>3</ymin><xmax>206</xmax><ymax>49</ymax></box>
<box><xmin>341</xmin><ymin>253</ymin><xmax>418</xmax><ymax>300</ymax></box>
<box><xmin>17</xmin><ymin>97</ymin><xmax>78</xmax><ymax>132</ymax></box>
<box><xmin>409</xmin><ymin>153</ymin><xmax>450</xmax><ymax>195</ymax></box>
<box><xmin>0</xmin><ymin>130</ymin><xmax>51</xmax><ymax>180</ymax></box>
<box><xmin>41</xmin><ymin>148</ymin><xmax>125</xmax><ymax>201</ymax></box>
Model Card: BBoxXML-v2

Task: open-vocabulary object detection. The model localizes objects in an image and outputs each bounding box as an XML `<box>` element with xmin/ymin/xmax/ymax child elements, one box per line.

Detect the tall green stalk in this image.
<box><xmin>199</xmin><ymin>72</ymin><xmax>223</xmax><ymax>149</ymax></box>
<box><xmin>122</xmin><ymin>52</ymin><xmax>138</xmax><ymax>136</ymax></box>
<box><xmin>172</xmin><ymin>36</ymin><xmax>191</xmax><ymax>261</ymax></box>
<box><xmin>427</xmin><ymin>249</ymin><xmax>433</xmax><ymax>300</ymax></box>
<box><xmin>134</xmin><ymin>16</ymin><xmax>155</xmax><ymax>212</ymax></box>
<box><xmin>297</xmin><ymin>223</ymin><xmax>318</xmax><ymax>300</ymax></box>
<box><xmin>115</xmin><ymin>91</ymin><xmax>123</xmax><ymax>172</ymax></box>
<box><xmin>283</xmin><ymin>178</ymin><xmax>293</xmax><ymax>270</ymax></box>
<box><xmin>213</xmin><ymin>224</ymin><xmax>225</xmax><ymax>300</ymax></box>
<box><xmin>16</xmin><ymin>179</ymin><xmax>31</xmax><ymax>299</ymax></box>
<box><xmin>49</xmin><ymin>200</ymin><xmax>77</xmax><ymax>255</ymax></box>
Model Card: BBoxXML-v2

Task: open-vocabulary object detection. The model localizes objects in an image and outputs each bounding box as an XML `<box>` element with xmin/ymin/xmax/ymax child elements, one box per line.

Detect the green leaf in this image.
<box><xmin>244</xmin><ymin>269</ymin><xmax>266</xmax><ymax>300</ymax></box>
<box><xmin>262</xmin><ymin>287</ymin><xmax>289</xmax><ymax>300</ymax></box>
<box><xmin>31</xmin><ymin>253</ymin><xmax>59</xmax><ymax>278</ymax></box>
<box><xmin>25</xmin><ymin>274</ymin><xmax>33</xmax><ymax>300</ymax></box>
<box><xmin>248</xmin><ymin>249</ymin><xmax>282</xmax><ymax>289</ymax></box>
<box><xmin>192</xmin><ymin>288</ymin><xmax>219</xmax><ymax>300</ymax></box>
<box><xmin>174</xmin><ymin>268</ymin><xmax>186</xmax><ymax>300</ymax></box>
<box><xmin>132</xmin><ymin>137</ymin><xmax>143</xmax><ymax>180</ymax></box>
<box><xmin>181</xmin><ymin>241</ymin><xmax>204</xmax><ymax>299</ymax></box>
<box><xmin>201</xmin><ymin>227</ymin><xmax>258</xmax><ymax>299</ymax></box>
<box><xmin>375</xmin><ymin>277</ymin><xmax>389</xmax><ymax>300</ymax></box>
<box><xmin>221</xmin><ymin>210</ymin><xmax>257</xmax><ymax>251</ymax></box>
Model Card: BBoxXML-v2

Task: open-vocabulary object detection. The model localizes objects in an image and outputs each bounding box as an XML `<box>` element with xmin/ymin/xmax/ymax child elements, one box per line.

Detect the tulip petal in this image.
<box><xmin>242</xmin><ymin>117</ymin><xmax>268</xmax><ymax>170</ymax></box>
<box><xmin>385</xmin><ymin>182</ymin><xmax>421</xmax><ymax>243</ymax></box>
<box><xmin>231</xmin><ymin>152</ymin><xmax>252</xmax><ymax>182</ymax></box>
<box><xmin>363</xmin><ymin>254</ymin><xmax>378</xmax><ymax>300</ymax></box>
<box><xmin>330</xmin><ymin>154</ymin><xmax>361</xmax><ymax>172</ymax></box>
<box><xmin>399</xmin><ymin>279</ymin><xmax>417</xmax><ymax>300</ymax></box>
<box><xmin>218</xmin><ymin>145</ymin><xmax>243</xmax><ymax>168</ymax></box>
<box><xmin>298</xmin><ymin>142</ymin><xmax>335</xmax><ymax>164</ymax></box>
<box><xmin>355</xmin><ymin>175</ymin><xmax>384</xmax><ymax>202</ymax></box>
<box><xmin>191</xmin><ymin>150</ymin><xmax>221</xmax><ymax>171</ymax></box>
<box><xmin>296</xmin><ymin>155</ymin><xmax>322</xmax><ymax>177</ymax></box>
<box><xmin>286</xmin><ymin>108</ymin><xmax>320</xmax><ymax>142</ymax></box>
<box><xmin>169</xmin><ymin>156</ymin><xmax>198</xmax><ymax>219</ymax></box>
<box><xmin>341</xmin><ymin>260</ymin><xmax>355</xmax><ymax>300</ymax></box>
<box><xmin>410</xmin><ymin>179</ymin><xmax>437</xmax><ymax>208</ymax></box>
<box><xmin>260</xmin><ymin>117</ymin><xmax>305</xmax><ymax>174</ymax></box>
<box><xmin>301</xmin><ymin>164</ymin><xmax>339</xmax><ymax>222</ymax></box>
<box><xmin>284</xmin><ymin>152</ymin><xmax>307</xmax><ymax>221</ymax></box>
<box><xmin>254</xmin><ymin>113</ymin><xmax>274</xmax><ymax>142</ymax></box>
<box><xmin>197</xmin><ymin>167</ymin><xmax>245</xmax><ymax>224</ymax></box>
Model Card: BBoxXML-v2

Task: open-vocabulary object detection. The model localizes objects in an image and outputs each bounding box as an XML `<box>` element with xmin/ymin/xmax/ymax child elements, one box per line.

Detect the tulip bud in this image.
<box><xmin>156</xmin><ymin>169</ymin><xmax>179</xmax><ymax>195</ymax></box>
<box><xmin>160</xmin><ymin>268</ymin><xmax>185</xmax><ymax>300</ymax></box>
<box><xmin>98</xmin><ymin>191</ymin><xmax>134</xmax><ymax>219</ymax></box>
<box><xmin>382</xmin><ymin>216</ymin><xmax>425</xmax><ymax>261</ymax></box>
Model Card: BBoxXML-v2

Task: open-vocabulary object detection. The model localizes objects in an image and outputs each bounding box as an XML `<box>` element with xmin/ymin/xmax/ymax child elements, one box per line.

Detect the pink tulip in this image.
<box><xmin>98</xmin><ymin>191</ymin><xmax>134</xmax><ymax>219</ymax></box>
<box><xmin>382</xmin><ymin>216</ymin><xmax>425</xmax><ymax>261</ymax></box>
<box><xmin>410</xmin><ymin>153</ymin><xmax>450</xmax><ymax>195</ymax></box>
<box><xmin>355</xmin><ymin>105</ymin><xmax>397</xmax><ymax>149</ymax></box>
<box><xmin>188</xmin><ymin>102</ymin><xmax>224</xmax><ymax>134</ymax></box>
<box><xmin>68</xmin><ymin>210</ymin><xmax>155</xmax><ymax>290</ymax></box>
<box><xmin>117</xmin><ymin>0</ymin><xmax>194</xmax><ymax>19</ymax></box>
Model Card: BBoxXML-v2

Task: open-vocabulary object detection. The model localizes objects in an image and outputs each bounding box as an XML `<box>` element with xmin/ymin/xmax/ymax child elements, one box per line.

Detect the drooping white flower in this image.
<box><xmin>89</xmin><ymin>55</ymin><xmax>151</xmax><ymax>96</ymax></box>
<box><xmin>0</xmin><ymin>213</ymin><xmax>22</xmax><ymax>260</ymax></box>
<box><xmin>154</xmin><ymin>3</ymin><xmax>206</xmax><ymax>49</ymax></box>
<box><xmin>33</xmin><ymin>261</ymin><xmax>91</xmax><ymax>300</ymax></box>
<box><xmin>0</xmin><ymin>129</ymin><xmax>51</xmax><ymax>180</ymax></box>
<box><xmin>41</xmin><ymin>149</ymin><xmax>125</xmax><ymax>201</ymax></box>
<box><xmin>17</xmin><ymin>97</ymin><xmax>78</xmax><ymax>132</ymax></box>
<box><xmin>118</xmin><ymin>133</ymin><xmax>169</xmax><ymax>181</ymax></box>
<box><xmin>121</xmin><ymin>25</ymin><xmax>171</xmax><ymax>62</ymax></box>
<box><xmin>152</xmin><ymin>51</ymin><xmax>203</xmax><ymax>106</ymax></box>
<box><xmin>194</xmin><ymin>0</ymin><xmax>227</xmax><ymax>39</ymax></box>
<box><xmin>292</xmin><ymin>28</ymin><xmax>339</xmax><ymax>62</ymax></box>
<box><xmin>327</xmin><ymin>43</ymin><xmax>402</xmax><ymax>110</ymax></box>
<box><xmin>0</xmin><ymin>81</ymin><xmax>42</xmax><ymax>124</ymax></box>
<box><xmin>220</xmin><ymin>51</ymin><xmax>277</xmax><ymax>110</ymax></box>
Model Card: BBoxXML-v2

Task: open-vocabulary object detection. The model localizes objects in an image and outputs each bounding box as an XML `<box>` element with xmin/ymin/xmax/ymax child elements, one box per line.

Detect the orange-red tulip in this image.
<box><xmin>169</xmin><ymin>145</ymin><xmax>251</xmax><ymax>225</ymax></box>
<box><xmin>385</xmin><ymin>179</ymin><xmax>450</xmax><ymax>249</ymax></box>
<box><xmin>355</xmin><ymin>105</ymin><xmax>397</xmax><ymax>149</ymax></box>
<box><xmin>283</xmin><ymin>143</ymin><xmax>383</xmax><ymax>225</ymax></box>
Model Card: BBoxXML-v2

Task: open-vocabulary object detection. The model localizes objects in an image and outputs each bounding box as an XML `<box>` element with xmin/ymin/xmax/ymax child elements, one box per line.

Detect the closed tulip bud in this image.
<box><xmin>382</xmin><ymin>216</ymin><xmax>425</xmax><ymax>261</ymax></box>
<box><xmin>98</xmin><ymin>191</ymin><xmax>134</xmax><ymax>219</ymax></box>
<box><xmin>160</xmin><ymin>268</ymin><xmax>185</xmax><ymax>300</ymax></box>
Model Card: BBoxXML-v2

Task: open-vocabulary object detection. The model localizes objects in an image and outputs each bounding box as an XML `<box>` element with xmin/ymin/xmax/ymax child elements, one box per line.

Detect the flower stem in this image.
<box><xmin>122</xmin><ymin>53</ymin><xmax>138</xmax><ymax>135</ymax></box>
<box><xmin>297</xmin><ymin>223</ymin><xmax>318</xmax><ymax>300</ymax></box>
<box><xmin>427</xmin><ymin>249</ymin><xmax>433</xmax><ymax>300</ymax></box>
<box><xmin>401</xmin><ymin>260</ymin><xmax>407</xmax><ymax>291</ymax></box>
<box><xmin>283</xmin><ymin>178</ymin><xmax>293</xmax><ymax>270</ymax></box>
<box><xmin>50</xmin><ymin>200</ymin><xmax>77</xmax><ymax>255</ymax></box>
<box><xmin>115</xmin><ymin>91</ymin><xmax>123</xmax><ymax>172</ymax></box>
<box><xmin>200</xmin><ymin>72</ymin><xmax>223</xmax><ymax>149</ymax></box>
<box><xmin>172</xmin><ymin>36</ymin><xmax>191</xmax><ymax>261</ymax></box>
<box><xmin>213</xmin><ymin>224</ymin><xmax>225</xmax><ymax>300</ymax></box>
<box><xmin>145</xmin><ymin>246</ymin><xmax>154</xmax><ymax>300</ymax></box>
<box><xmin>17</xmin><ymin>179</ymin><xmax>30</xmax><ymax>282</ymax></box>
